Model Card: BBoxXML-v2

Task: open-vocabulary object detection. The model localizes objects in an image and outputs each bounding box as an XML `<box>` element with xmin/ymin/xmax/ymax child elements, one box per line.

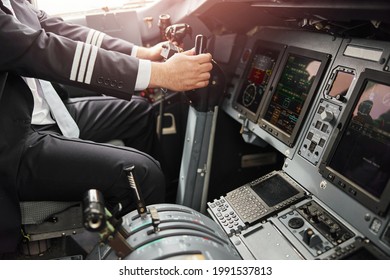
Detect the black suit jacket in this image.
<box><xmin>0</xmin><ymin>72</ymin><xmax>32</xmax><ymax>254</ymax></box>
<box><xmin>0</xmin><ymin>0</ymin><xmax>144</xmax><ymax>253</ymax></box>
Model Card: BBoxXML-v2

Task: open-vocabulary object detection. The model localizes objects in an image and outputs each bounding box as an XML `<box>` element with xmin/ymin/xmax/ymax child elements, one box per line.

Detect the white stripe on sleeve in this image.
<box><xmin>91</xmin><ymin>31</ymin><xmax>101</xmax><ymax>46</ymax></box>
<box><xmin>77</xmin><ymin>44</ymin><xmax>92</xmax><ymax>82</ymax></box>
<box><xmin>84</xmin><ymin>46</ymin><xmax>99</xmax><ymax>84</ymax></box>
<box><xmin>70</xmin><ymin>42</ymin><xmax>84</xmax><ymax>81</ymax></box>
<box><xmin>85</xmin><ymin>29</ymin><xmax>95</xmax><ymax>45</ymax></box>
<box><xmin>95</xmin><ymin>32</ymin><xmax>105</xmax><ymax>48</ymax></box>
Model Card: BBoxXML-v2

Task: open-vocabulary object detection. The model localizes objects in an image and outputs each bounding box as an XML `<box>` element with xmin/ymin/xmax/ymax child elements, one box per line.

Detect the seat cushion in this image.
<box><xmin>20</xmin><ymin>201</ymin><xmax>80</xmax><ymax>225</ymax></box>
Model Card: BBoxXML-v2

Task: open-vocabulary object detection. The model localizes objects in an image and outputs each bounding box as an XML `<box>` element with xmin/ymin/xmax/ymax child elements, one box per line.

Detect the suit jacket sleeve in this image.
<box><xmin>0</xmin><ymin>7</ymin><xmax>139</xmax><ymax>100</ymax></box>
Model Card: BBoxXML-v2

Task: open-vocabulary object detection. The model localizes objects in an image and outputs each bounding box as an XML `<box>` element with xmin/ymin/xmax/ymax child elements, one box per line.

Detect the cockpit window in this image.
<box><xmin>35</xmin><ymin>0</ymin><xmax>157</xmax><ymax>18</ymax></box>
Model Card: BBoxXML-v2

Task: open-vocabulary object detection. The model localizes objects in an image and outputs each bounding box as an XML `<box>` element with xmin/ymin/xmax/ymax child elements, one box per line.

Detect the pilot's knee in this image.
<box><xmin>130</xmin><ymin>157</ymin><xmax>166</xmax><ymax>204</ymax></box>
<box><xmin>104</xmin><ymin>155</ymin><xmax>165</xmax><ymax>215</ymax></box>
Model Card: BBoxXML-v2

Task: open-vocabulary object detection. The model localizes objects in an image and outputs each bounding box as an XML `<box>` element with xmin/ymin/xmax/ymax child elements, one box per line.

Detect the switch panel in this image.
<box><xmin>299</xmin><ymin>99</ymin><xmax>342</xmax><ymax>165</ymax></box>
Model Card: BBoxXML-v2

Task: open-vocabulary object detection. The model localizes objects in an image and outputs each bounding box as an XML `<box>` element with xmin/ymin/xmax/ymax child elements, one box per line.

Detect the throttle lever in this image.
<box><xmin>195</xmin><ymin>34</ymin><xmax>207</xmax><ymax>55</ymax></box>
<box><xmin>186</xmin><ymin>34</ymin><xmax>210</xmax><ymax>111</ymax></box>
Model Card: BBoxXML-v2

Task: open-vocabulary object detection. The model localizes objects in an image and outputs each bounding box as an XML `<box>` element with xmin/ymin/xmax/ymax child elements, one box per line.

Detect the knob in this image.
<box><xmin>311</xmin><ymin>213</ymin><xmax>320</xmax><ymax>223</ymax></box>
<box><xmin>288</xmin><ymin>217</ymin><xmax>304</xmax><ymax>229</ymax></box>
<box><xmin>329</xmin><ymin>224</ymin><xmax>340</xmax><ymax>239</ymax></box>
<box><xmin>303</xmin><ymin>228</ymin><xmax>315</xmax><ymax>244</ymax></box>
<box><xmin>303</xmin><ymin>228</ymin><xmax>322</xmax><ymax>248</ymax></box>
<box><xmin>309</xmin><ymin>234</ymin><xmax>322</xmax><ymax>248</ymax></box>
<box><xmin>320</xmin><ymin>110</ymin><xmax>334</xmax><ymax>122</ymax></box>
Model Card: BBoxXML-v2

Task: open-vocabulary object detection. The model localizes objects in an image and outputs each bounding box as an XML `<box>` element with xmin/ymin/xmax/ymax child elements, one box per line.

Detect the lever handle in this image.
<box><xmin>189</xmin><ymin>35</ymin><xmax>209</xmax><ymax>111</ymax></box>
<box><xmin>83</xmin><ymin>189</ymin><xmax>106</xmax><ymax>232</ymax></box>
<box><xmin>124</xmin><ymin>166</ymin><xmax>147</xmax><ymax>218</ymax></box>
<box><xmin>195</xmin><ymin>34</ymin><xmax>207</xmax><ymax>55</ymax></box>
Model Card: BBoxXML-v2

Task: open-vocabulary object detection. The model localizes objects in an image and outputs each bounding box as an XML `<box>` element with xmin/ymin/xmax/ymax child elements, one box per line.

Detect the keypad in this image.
<box><xmin>226</xmin><ymin>186</ymin><xmax>268</xmax><ymax>223</ymax></box>
<box><xmin>208</xmin><ymin>197</ymin><xmax>247</xmax><ymax>236</ymax></box>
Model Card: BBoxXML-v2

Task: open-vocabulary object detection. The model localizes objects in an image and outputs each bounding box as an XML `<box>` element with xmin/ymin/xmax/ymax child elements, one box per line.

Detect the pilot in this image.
<box><xmin>353</xmin><ymin>99</ymin><xmax>374</xmax><ymax>125</ymax></box>
<box><xmin>0</xmin><ymin>0</ymin><xmax>213</xmax><ymax>254</ymax></box>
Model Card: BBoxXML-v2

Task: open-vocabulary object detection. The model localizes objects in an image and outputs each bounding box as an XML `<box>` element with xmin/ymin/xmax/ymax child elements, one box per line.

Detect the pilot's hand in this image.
<box><xmin>136</xmin><ymin>41</ymin><xmax>171</xmax><ymax>61</ymax></box>
<box><xmin>149</xmin><ymin>49</ymin><xmax>213</xmax><ymax>92</ymax></box>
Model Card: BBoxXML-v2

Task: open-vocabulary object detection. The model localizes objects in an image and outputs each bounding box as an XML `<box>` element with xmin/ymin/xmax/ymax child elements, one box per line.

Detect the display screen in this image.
<box><xmin>236</xmin><ymin>46</ymin><xmax>280</xmax><ymax>115</ymax></box>
<box><xmin>263</xmin><ymin>54</ymin><xmax>322</xmax><ymax>136</ymax></box>
<box><xmin>328</xmin><ymin>71</ymin><xmax>355</xmax><ymax>98</ymax></box>
<box><xmin>329</xmin><ymin>80</ymin><xmax>390</xmax><ymax>199</ymax></box>
<box><xmin>251</xmin><ymin>174</ymin><xmax>299</xmax><ymax>207</ymax></box>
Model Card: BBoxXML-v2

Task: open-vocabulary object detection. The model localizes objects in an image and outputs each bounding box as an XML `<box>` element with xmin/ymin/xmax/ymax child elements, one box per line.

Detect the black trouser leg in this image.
<box><xmin>17</xmin><ymin>95</ymin><xmax>165</xmax><ymax>215</ymax></box>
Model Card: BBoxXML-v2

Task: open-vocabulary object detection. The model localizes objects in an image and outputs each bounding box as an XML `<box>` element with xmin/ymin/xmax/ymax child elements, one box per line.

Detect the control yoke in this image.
<box><xmin>186</xmin><ymin>34</ymin><xmax>226</xmax><ymax>112</ymax></box>
<box><xmin>160</xmin><ymin>23</ymin><xmax>192</xmax><ymax>59</ymax></box>
<box><xmin>186</xmin><ymin>35</ymin><xmax>209</xmax><ymax>111</ymax></box>
<box><xmin>165</xmin><ymin>23</ymin><xmax>192</xmax><ymax>46</ymax></box>
<box><xmin>160</xmin><ymin>30</ymin><xmax>226</xmax><ymax>112</ymax></box>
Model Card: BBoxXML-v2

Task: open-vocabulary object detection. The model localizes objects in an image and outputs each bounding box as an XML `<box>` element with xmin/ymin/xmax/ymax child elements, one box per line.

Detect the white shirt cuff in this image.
<box><xmin>135</xmin><ymin>59</ymin><xmax>151</xmax><ymax>91</ymax></box>
<box><xmin>131</xmin><ymin>46</ymin><xmax>138</xmax><ymax>57</ymax></box>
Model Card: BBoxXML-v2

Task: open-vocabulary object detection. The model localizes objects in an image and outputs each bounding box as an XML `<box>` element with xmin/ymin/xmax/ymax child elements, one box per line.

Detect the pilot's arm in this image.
<box><xmin>1</xmin><ymin>2</ymin><xmax>212</xmax><ymax>99</ymax></box>
<box><xmin>0</xmin><ymin>9</ymin><xmax>138</xmax><ymax>99</ymax></box>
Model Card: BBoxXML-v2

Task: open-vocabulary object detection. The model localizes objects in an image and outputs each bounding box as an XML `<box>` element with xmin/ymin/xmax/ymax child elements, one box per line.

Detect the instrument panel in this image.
<box><xmin>211</xmin><ymin>27</ymin><xmax>390</xmax><ymax>259</ymax></box>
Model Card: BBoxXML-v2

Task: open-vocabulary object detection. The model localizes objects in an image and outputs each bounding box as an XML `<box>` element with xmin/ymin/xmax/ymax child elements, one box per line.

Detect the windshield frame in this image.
<box><xmin>33</xmin><ymin>0</ymin><xmax>158</xmax><ymax>18</ymax></box>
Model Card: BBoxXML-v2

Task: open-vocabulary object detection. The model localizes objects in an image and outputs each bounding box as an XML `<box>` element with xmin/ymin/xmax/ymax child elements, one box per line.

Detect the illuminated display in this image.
<box><xmin>320</xmin><ymin>69</ymin><xmax>390</xmax><ymax>215</ymax></box>
<box><xmin>258</xmin><ymin>47</ymin><xmax>329</xmax><ymax>148</ymax></box>
<box><xmin>237</xmin><ymin>52</ymin><xmax>275</xmax><ymax>112</ymax></box>
<box><xmin>329</xmin><ymin>80</ymin><xmax>390</xmax><ymax>199</ymax></box>
<box><xmin>328</xmin><ymin>70</ymin><xmax>355</xmax><ymax>98</ymax></box>
<box><xmin>263</xmin><ymin>54</ymin><xmax>321</xmax><ymax>135</ymax></box>
<box><xmin>234</xmin><ymin>43</ymin><xmax>283</xmax><ymax>121</ymax></box>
